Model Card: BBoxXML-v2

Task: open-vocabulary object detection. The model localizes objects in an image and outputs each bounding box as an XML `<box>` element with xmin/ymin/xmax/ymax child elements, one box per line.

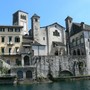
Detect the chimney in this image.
<box><xmin>81</xmin><ymin>22</ymin><xmax>85</xmax><ymax>29</ymax></box>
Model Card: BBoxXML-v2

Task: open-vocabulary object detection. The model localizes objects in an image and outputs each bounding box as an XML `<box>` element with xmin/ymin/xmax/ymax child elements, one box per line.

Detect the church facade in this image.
<box><xmin>30</xmin><ymin>14</ymin><xmax>66</xmax><ymax>56</ymax></box>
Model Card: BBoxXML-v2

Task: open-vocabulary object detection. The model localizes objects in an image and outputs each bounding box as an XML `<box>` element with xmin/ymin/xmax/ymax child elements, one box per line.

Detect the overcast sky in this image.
<box><xmin>0</xmin><ymin>0</ymin><xmax>90</xmax><ymax>29</ymax></box>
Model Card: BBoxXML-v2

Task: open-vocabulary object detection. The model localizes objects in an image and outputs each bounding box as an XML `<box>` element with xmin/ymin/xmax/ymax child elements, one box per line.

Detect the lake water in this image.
<box><xmin>1</xmin><ymin>80</ymin><xmax>90</xmax><ymax>90</ymax></box>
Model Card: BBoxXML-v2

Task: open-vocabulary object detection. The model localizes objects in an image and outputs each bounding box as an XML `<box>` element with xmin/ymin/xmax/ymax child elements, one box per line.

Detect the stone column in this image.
<box><xmin>23</xmin><ymin>71</ymin><xmax>26</xmax><ymax>79</ymax></box>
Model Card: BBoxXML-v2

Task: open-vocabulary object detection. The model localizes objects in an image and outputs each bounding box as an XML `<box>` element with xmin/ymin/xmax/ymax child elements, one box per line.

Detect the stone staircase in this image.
<box><xmin>0</xmin><ymin>59</ymin><xmax>10</xmax><ymax>69</ymax></box>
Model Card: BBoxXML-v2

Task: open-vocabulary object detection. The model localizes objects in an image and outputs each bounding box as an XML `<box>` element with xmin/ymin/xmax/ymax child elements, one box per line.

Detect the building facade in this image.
<box><xmin>1</xmin><ymin>10</ymin><xmax>90</xmax><ymax>80</ymax></box>
<box><xmin>0</xmin><ymin>10</ymin><xmax>35</xmax><ymax>80</ymax></box>
<box><xmin>30</xmin><ymin>14</ymin><xmax>66</xmax><ymax>56</ymax></box>
<box><xmin>65</xmin><ymin>16</ymin><xmax>90</xmax><ymax>74</ymax></box>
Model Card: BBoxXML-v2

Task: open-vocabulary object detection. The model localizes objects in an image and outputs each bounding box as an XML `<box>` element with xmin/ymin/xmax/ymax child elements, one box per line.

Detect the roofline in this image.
<box><xmin>32</xmin><ymin>44</ymin><xmax>46</xmax><ymax>46</ymax></box>
<box><xmin>0</xmin><ymin>25</ymin><xmax>23</xmax><ymax>28</ymax></box>
<box><xmin>31</xmin><ymin>14</ymin><xmax>40</xmax><ymax>19</ymax></box>
<box><xmin>40</xmin><ymin>22</ymin><xmax>65</xmax><ymax>29</ymax></box>
<box><xmin>13</xmin><ymin>10</ymin><xmax>28</xmax><ymax>15</ymax></box>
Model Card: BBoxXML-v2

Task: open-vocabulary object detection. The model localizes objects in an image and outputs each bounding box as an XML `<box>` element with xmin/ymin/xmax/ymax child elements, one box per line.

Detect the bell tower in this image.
<box><xmin>65</xmin><ymin>16</ymin><xmax>73</xmax><ymax>55</ymax></box>
<box><xmin>31</xmin><ymin>14</ymin><xmax>40</xmax><ymax>41</ymax></box>
<box><xmin>13</xmin><ymin>10</ymin><xmax>28</xmax><ymax>35</ymax></box>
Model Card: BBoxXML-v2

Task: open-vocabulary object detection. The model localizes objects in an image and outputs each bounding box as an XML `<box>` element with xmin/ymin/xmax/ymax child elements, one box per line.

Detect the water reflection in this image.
<box><xmin>1</xmin><ymin>80</ymin><xmax>90</xmax><ymax>90</ymax></box>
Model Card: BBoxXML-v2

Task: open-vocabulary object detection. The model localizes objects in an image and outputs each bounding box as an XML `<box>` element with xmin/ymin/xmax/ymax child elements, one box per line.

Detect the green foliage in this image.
<box><xmin>0</xmin><ymin>67</ymin><xmax>8</xmax><ymax>74</ymax></box>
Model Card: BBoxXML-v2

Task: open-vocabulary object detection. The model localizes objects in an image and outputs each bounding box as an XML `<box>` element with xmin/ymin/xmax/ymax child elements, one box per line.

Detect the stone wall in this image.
<box><xmin>31</xmin><ymin>55</ymin><xmax>87</xmax><ymax>78</ymax></box>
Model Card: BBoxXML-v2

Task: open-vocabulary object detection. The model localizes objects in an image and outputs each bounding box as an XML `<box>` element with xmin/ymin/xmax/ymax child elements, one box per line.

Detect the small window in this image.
<box><xmin>1</xmin><ymin>36</ymin><xmax>5</xmax><ymax>43</ymax></box>
<box><xmin>21</xmin><ymin>15</ymin><xmax>26</xmax><ymax>20</ymax></box>
<box><xmin>9</xmin><ymin>48</ymin><xmax>11</xmax><ymax>54</ymax></box>
<box><xmin>80</xmin><ymin>35</ymin><xmax>84</xmax><ymax>43</ymax></box>
<box><xmin>8</xmin><ymin>36</ymin><xmax>12</xmax><ymax>42</ymax></box>
<box><xmin>16</xmin><ymin>59</ymin><xmax>21</xmax><ymax>66</ymax></box>
<box><xmin>55</xmin><ymin>25</ymin><xmax>57</xmax><ymax>28</ymax></box>
<box><xmin>53</xmin><ymin>30</ymin><xmax>60</xmax><ymax>36</ymax></box>
<box><xmin>35</xmin><ymin>18</ymin><xmax>38</xmax><ymax>22</ymax></box>
<box><xmin>43</xmin><ymin>37</ymin><xmax>45</xmax><ymax>40</ymax></box>
<box><xmin>0</xmin><ymin>28</ymin><xmax>5</xmax><ymax>32</ymax></box>
<box><xmin>15</xmin><ymin>37</ymin><xmax>20</xmax><ymax>43</ymax></box>
<box><xmin>1</xmin><ymin>47</ymin><xmax>4</xmax><ymax>54</ymax></box>
<box><xmin>8</xmin><ymin>28</ymin><xmax>13</xmax><ymax>32</ymax></box>
<box><xmin>15</xmin><ymin>28</ymin><xmax>20</xmax><ymax>32</ymax></box>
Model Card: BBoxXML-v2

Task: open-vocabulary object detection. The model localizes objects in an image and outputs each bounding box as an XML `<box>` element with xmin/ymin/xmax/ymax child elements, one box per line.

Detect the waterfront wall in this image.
<box><xmin>31</xmin><ymin>55</ymin><xmax>87</xmax><ymax>78</ymax></box>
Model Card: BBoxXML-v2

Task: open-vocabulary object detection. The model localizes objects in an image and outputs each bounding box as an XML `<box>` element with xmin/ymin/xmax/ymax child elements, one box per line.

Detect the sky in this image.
<box><xmin>0</xmin><ymin>0</ymin><xmax>90</xmax><ymax>29</ymax></box>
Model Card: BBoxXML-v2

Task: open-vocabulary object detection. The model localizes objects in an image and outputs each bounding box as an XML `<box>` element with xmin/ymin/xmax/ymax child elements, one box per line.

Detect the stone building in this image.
<box><xmin>0</xmin><ymin>10</ymin><xmax>35</xmax><ymax>80</ymax></box>
<box><xmin>1</xmin><ymin>10</ymin><xmax>90</xmax><ymax>81</ymax></box>
<box><xmin>30</xmin><ymin>14</ymin><xmax>66</xmax><ymax>56</ymax></box>
<box><xmin>65</xmin><ymin>16</ymin><xmax>90</xmax><ymax>75</ymax></box>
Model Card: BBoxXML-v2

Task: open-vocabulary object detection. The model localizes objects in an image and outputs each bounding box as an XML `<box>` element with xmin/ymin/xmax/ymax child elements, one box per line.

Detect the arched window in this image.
<box><xmin>15</xmin><ymin>36</ymin><xmax>20</xmax><ymax>42</ymax></box>
<box><xmin>17</xmin><ymin>71</ymin><xmax>23</xmax><ymax>79</ymax></box>
<box><xmin>53</xmin><ymin>30</ymin><xmax>60</xmax><ymax>36</ymax></box>
<box><xmin>24</xmin><ymin>56</ymin><xmax>30</xmax><ymax>65</ymax></box>
<box><xmin>73</xmin><ymin>50</ymin><xmax>76</xmax><ymax>55</ymax></box>
<box><xmin>26</xmin><ymin>70</ymin><xmax>32</xmax><ymax>79</ymax></box>
<box><xmin>77</xmin><ymin>49</ymin><xmax>80</xmax><ymax>55</ymax></box>
<box><xmin>72</xmin><ymin>39</ymin><xmax>75</xmax><ymax>46</ymax></box>
<box><xmin>81</xmin><ymin>49</ymin><xmax>85</xmax><ymax>55</ymax></box>
<box><xmin>80</xmin><ymin>35</ymin><xmax>84</xmax><ymax>43</ymax></box>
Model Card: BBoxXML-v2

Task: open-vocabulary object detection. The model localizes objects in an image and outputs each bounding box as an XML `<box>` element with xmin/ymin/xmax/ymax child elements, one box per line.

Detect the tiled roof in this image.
<box><xmin>70</xmin><ymin>22</ymin><xmax>90</xmax><ymax>36</ymax></box>
<box><xmin>32</xmin><ymin>41</ymin><xmax>46</xmax><ymax>46</ymax></box>
<box><xmin>31</xmin><ymin>14</ymin><xmax>40</xmax><ymax>18</ymax></box>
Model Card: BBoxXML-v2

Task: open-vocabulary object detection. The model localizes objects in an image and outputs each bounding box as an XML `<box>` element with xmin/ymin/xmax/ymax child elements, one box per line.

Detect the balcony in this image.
<box><xmin>0</xmin><ymin>53</ymin><xmax>20</xmax><ymax>56</ymax></box>
<box><xmin>11</xmin><ymin>65</ymin><xmax>36</xmax><ymax>69</ymax></box>
<box><xmin>7</xmin><ymin>42</ymin><xmax>14</xmax><ymax>45</ymax></box>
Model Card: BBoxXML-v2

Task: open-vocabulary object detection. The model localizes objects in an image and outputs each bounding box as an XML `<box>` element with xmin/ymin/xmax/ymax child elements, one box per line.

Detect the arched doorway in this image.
<box><xmin>17</xmin><ymin>71</ymin><xmax>23</xmax><ymax>79</ymax></box>
<box><xmin>24</xmin><ymin>56</ymin><xmax>30</xmax><ymax>66</ymax></box>
<box><xmin>73</xmin><ymin>50</ymin><xmax>76</xmax><ymax>55</ymax></box>
<box><xmin>26</xmin><ymin>70</ymin><xmax>32</xmax><ymax>79</ymax></box>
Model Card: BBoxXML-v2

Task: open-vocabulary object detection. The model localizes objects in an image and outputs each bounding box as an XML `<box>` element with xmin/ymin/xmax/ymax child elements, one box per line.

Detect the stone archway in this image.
<box><xmin>24</xmin><ymin>56</ymin><xmax>30</xmax><ymax>66</ymax></box>
<box><xmin>17</xmin><ymin>71</ymin><xmax>23</xmax><ymax>79</ymax></box>
<box><xmin>26</xmin><ymin>70</ymin><xmax>32</xmax><ymax>79</ymax></box>
<box><xmin>60</xmin><ymin>70</ymin><xmax>73</xmax><ymax>77</ymax></box>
